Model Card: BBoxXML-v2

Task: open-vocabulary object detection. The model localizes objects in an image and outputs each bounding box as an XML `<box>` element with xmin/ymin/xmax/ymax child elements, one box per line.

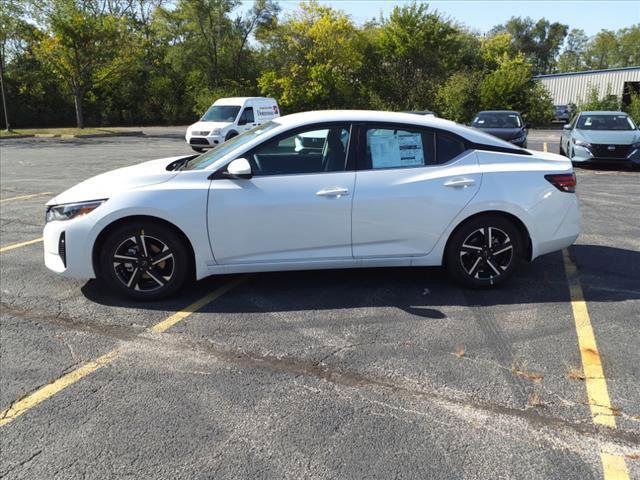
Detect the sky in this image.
<box><xmin>239</xmin><ymin>0</ymin><xmax>640</xmax><ymax>36</ymax></box>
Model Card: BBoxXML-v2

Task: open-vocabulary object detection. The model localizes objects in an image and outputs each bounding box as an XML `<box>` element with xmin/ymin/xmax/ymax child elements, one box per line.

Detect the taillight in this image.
<box><xmin>545</xmin><ymin>173</ymin><xmax>577</xmax><ymax>193</ymax></box>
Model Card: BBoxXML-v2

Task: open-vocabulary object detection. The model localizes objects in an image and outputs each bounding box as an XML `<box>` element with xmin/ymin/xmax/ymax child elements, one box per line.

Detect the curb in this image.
<box><xmin>1</xmin><ymin>131</ymin><xmax>144</xmax><ymax>140</ymax></box>
<box><xmin>0</xmin><ymin>134</ymin><xmax>35</xmax><ymax>139</ymax></box>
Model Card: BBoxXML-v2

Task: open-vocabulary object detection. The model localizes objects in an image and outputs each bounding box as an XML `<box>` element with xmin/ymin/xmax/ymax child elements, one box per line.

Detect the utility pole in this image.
<box><xmin>0</xmin><ymin>50</ymin><xmax>11</xmax><ymax>132</ymax></box>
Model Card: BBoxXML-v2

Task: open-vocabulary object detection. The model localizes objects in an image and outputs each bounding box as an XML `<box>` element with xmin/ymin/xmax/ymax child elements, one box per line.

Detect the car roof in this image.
<box><xmin>272</xmin><ymin>110</ymin><xmax>521</xmax><ymax>149</ymax></box>
<box><xmin>578</xmin><ymin>111</ymin><xmax>627</xmax><ymax>116</ymax></box>
<box><xmin>213</xmin><ymin>97</ymin><xmax>276</xmax><ymax>105</ymax></box>
<box><xmin>475</xmin><ymin>110</ymin><xmax>521</xmax><ymax>115</ymax></box>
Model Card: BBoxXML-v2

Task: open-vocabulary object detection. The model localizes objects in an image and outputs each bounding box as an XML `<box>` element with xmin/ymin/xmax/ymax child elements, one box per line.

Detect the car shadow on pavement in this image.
<box><xmin>81</xmin><ymin>244</ymin><xmax>640</xmax><ymax>317</ymax></box>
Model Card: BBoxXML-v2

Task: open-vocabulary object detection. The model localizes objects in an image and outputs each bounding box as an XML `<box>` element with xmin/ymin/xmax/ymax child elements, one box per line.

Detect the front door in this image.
<box><xmin>209</xmin><ymin>124</ymin><xmax>355</xmax><ymax>264</ymax></box>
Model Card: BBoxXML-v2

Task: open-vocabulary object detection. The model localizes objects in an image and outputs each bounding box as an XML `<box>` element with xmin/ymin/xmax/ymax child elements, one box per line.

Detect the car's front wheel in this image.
<box><xmin>98</xmin><ymin>221</ymin><xmax>191</xmax><ymax>300</ymax></box>
<box><xmin>191</xmin><ymin>146</ymin><xmax>205</xmax><ymax>153</ymax></box>
<box><xmin>446</xmin><ymin>215</ymin><xmax>523</xmax><ymax>288</ymax></box>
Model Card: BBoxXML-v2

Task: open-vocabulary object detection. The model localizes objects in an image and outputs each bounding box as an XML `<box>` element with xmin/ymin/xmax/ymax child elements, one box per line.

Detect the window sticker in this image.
<box><xmin>369</xmin><ymin>131</ymin><xmax>424</xmax><ymax>169</ymax></box>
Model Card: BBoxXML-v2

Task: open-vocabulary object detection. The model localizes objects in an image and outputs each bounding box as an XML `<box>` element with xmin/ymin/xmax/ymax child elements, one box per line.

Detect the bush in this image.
<box><xmin>623</xmin><ymin>91</ymin><xmax>640</xmax><ymax>125</ymax></box>
<box><xmin>435</xmin><ymin>71</ymin><xmax>481</xmax><ymax>123</ymax></box>
<box><xmin>578</xmin><ymin>85</ymin><xmax>620</xmax><ymax>111</ymax></box>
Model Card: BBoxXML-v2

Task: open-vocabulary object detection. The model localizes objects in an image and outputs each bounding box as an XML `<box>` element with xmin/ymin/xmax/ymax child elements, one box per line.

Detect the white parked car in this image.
<box><xmin>559</xmin><ymin>111</ymin><xmax>640</xmax><ymax>168</ymax></box>
<box><xmin>185</xmin><ymin>97</ymin><xmax>280</xmax><ymax>152</ymax></box>
<box><xmin>44</xmin><ymin>111</ymin><xmax>581</xmax><ymax>299</ymax></box>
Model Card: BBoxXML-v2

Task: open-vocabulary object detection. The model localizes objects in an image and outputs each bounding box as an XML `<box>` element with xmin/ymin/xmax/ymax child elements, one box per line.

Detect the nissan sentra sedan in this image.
<box><xmin>44</xmin><ymin>110</ymin><xmax>580</xmax><ymax>300</ymax></box>
<box><xmin>560</xmin><ymin>111</ymin><xmax>640</xmax><ymax>168</ymax></box>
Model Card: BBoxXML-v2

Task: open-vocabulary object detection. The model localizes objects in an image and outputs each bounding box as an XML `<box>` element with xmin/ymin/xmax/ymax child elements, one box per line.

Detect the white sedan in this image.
<box><xmin>43</xmin><ymin>111</ymin><xmax>581</xmax><ymax>299</ymax></box>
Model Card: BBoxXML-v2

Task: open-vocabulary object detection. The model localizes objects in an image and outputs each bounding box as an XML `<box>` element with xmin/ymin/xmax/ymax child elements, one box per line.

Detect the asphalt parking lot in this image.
<box><xmin>1</xmin><ymin>129</ymin><xmax>639</xmax><ymax>479</ymax></box>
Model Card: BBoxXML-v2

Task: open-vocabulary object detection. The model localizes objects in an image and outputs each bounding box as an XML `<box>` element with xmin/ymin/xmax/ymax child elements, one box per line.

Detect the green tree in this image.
<box><xmin>623</xmin><ymin>91</ymin><xmax>640</xmax><ymax>126</ymax></box>
<box><xmin>479</xmin><ymin>54</ymin><xmax>553</xmax><ymax>125</ymax></box>
<box><xmin>364</xmin><ymin>2</ymin><xmax>480</xmax><ymax>111</ymax></box>
<box><xmin>258</xmin><ymin>1</ymin><xmax>365</xmax><ymax>112</ymax></box>
<box><xmin>617</xmin><ymin>25</ymin><xmax>640</xmax><ymax>66</ymax></box>
<box><xmin>584</xmin><ymin>30</ymin><xmax>619</xmax><ymax>70</ymax></box>
<box><xmin>557</xmin><ymin>28</ymin><xmax>588</xmax><ymax>72</ymax></box>
<box><xmin>491</xmin><ymin>17</ymin><xmax>568</xmax><ymax>74</ymax></box>
<box><xmin>31</xmin><ymin>0</ymin><xmax>137</xmax><ymax>128</ymax></box>
<box><xmin>435</xmin><ymin>71</ymin><xmax>481</xmax><ymax>123</ymax></box>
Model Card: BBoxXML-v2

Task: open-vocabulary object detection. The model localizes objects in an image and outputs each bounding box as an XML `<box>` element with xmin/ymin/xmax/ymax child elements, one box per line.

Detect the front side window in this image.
<box><xmin>247</xmin><ymin>125</ymin><xmax>351</xmax><ymax>176</ymax></box>
<box><xmin>577</xmin><ymin>114</ymin><xmax>635</xmax><ymax>131</ymax></box>
<box><xmin>363</xmin><ymin>127</ymin><xmax>434</xmax><ymax>170</ymax></box>
<box><xmin>240</xmin><ymin>107</ymin><xmax>255</xmax><ymax>124</ymax></box>
<box><xmin>201</xmin><ymin>105</ymin><xmax>241</xmax><ymax>122</ymax></box>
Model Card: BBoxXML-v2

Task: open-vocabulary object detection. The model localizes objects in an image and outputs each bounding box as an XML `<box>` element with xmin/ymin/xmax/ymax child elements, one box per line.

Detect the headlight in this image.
<box><xmin>211</xmin><ymin>129</ymin><xmax>221</xmax><ymax>135</ymax></box>
<box><xmin>572</xmin><ymin>138</ymin><xmax>592</xmax><ymax>148</ymax></box>
<box><xmin>46</xmin><ymin>199</ymin><xmax>107</xmax><ymax>223</ymax></box>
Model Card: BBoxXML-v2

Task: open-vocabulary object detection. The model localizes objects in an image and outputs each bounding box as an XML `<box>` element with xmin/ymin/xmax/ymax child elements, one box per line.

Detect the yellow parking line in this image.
<box><xmin>543</xmin><ymin>142</ymin><xmax>548</xmax><ymax>152</ymax></box>
<box><xmin>0</xmin><ymin>237</ymin><xmax>43</xmax><ymax>253</ymax></box>
<box><xmin>0</xmin><ymin>192</ymin><xmax>52</xmax><ymax>204</ymax></box>
<box><xmin>0</xmin><ymin>350</ymin><xmax>119</xmax><ymax>427</ymax></box>
<box><xmin>563</xmin><ymin>249</ymin><xmax>629</xmax><ymax>480</ymax></box>
<box><xmin>0</xmin><ymin>275</ymin><xmax>249</xmax><ymax>427</ymax></box>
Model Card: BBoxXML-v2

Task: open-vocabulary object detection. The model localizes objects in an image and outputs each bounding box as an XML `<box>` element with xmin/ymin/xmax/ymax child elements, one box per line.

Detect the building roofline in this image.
<box><xmin>534</xmin><ymin>66</ymin><xmax>640</xmax><ymax>79</ymax></box>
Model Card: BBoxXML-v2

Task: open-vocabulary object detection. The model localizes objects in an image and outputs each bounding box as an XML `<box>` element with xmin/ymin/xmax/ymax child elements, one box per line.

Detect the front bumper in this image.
<box><xmin>186</xmin><ymin>134</ymin><xmax>224</xmax><ymax>148</ymax></box>
<box><xmin>509</xmin><ymin>137</ymin><xmax>527</xmax><ymax>148</ymax></box>
<box><xmin>570</xmin><ymin>144</ymin><xmax>640</xmax><ymax>165</ymax></box>
<box><xmin>43</xmin><ymin>217</ymin><xmax>96</xmax><ymax>278</ymax></box>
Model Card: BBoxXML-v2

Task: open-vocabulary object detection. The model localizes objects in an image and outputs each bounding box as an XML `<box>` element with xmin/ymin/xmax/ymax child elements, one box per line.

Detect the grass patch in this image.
<box><xmin>0</xmin><ymin>127</ymin><xmax>130</xmax><ymax>137</ymax></box>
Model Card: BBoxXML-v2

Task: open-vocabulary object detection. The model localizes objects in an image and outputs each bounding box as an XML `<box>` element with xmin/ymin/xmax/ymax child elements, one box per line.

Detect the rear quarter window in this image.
<box><xmin>436</xmin><ymin>134</ymin><xmax>467</xmax><ymax>164</ymax></box>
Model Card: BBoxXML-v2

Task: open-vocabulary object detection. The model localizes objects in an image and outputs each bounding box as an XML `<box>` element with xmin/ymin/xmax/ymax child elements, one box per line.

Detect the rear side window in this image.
<box><xmin>363</xmin><ymin>127</ymin><xmax>435</xmax><ymax>170</ymax></box>
<box><xmin>436</xmin><ymin>134</ymin><xmax>466</xmax><ymax>164</ymax></box>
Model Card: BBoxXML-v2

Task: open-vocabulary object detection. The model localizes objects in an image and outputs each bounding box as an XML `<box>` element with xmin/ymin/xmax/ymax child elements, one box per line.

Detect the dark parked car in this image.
<box><xmin>553</xmin><ymin>105</ymin><xmax>571</xmax><ymax>123</ymax></box>
<box><xmin>471</xmin><ymin>110</ymin><xmax>528</xmax><ymax>148</ymax></box>
<box><xmin>403</xmin><ymin>110</ymin><xmax>437</xmax><ymax>117</ymax></box>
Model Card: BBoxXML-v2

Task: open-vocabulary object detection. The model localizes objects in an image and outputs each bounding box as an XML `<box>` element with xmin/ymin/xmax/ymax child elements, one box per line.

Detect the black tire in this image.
<box><xmin>446</xmin><ymin>215</ymin><xmax>523</xmax><ymax>288</ymax></box>
<box><xmin>191</xmin><ymin>146</ymin><xmax>205</xmax><ymax>153</ymax></box>
<box><xmin>98</xmin><ymin>220</ymin><xmax>191</xmax><ymax>300</ymax></box>
<box><xmin>559</xmin><ymin>142</ymin><xmax>565</xmax><ymax>156</ymax></box>
<box><xmin>225</xmin><ymin>131</ymin><xmax>238</xmax><ymax>141</ymax></box>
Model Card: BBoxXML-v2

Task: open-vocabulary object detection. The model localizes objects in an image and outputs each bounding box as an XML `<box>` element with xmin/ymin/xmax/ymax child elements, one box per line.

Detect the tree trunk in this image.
<box><xmin>74</xmin><ymin>90</ymin><xmax>84</xmax><ymax>129</ymax></box>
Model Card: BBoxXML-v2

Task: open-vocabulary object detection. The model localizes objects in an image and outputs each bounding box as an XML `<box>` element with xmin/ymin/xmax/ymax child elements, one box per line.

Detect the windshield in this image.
<box><xmin>201</xmin><ymin>105</ymin><xmax>241</xmax><ymax>122</ymax></box>
<box><xmin>185</xmin><ymin>121</ymin><xmax>281</xmax><ymax>170</ymax></box>
<box><xmin>576</xmin><ymin>114</ymin><xmax>636</xmax><ymax>131</ymax></box>
<box><xmin>472</xmin><ymin>113</ymin><xmax>522</xmax><ymax>128</ymax></box>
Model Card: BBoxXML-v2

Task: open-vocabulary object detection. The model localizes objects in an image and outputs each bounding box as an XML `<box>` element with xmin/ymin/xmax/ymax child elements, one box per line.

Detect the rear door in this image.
<box><xmin>351</xmin><ymin>123</ymin><xmax>481</xmax><ymax>257</ymax></box>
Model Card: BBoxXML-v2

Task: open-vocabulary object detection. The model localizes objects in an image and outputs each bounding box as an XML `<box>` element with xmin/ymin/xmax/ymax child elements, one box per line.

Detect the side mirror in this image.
<box><xmin>563</xmin><ymin>124</ymin><xmax>572</xmax><ymax>130</ymax></box>
<box><xmin>225</xmin><ymin>158</ymin><xmax>252</xmax><ymax>179</ymax></box>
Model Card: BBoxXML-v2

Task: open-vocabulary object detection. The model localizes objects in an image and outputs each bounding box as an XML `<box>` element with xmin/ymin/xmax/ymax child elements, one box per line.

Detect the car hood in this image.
<box><xmin>46</xmin><ymin>156</ymin><xmax>187</xmax><ymax>206</ymax></box>
<box><xmin>575</xmin><ymin>129</ymin><xmax>640</xmax><ymax>144</ymax></box>
<box><xmin>473</xmin><ymin>127</ymin><xmax>524</xmax><ymax>140</ymax></box>
<box><xmin>188</xmin><ymin>121</ymin><xmax>231</xmax><ymax>132</ymax></box>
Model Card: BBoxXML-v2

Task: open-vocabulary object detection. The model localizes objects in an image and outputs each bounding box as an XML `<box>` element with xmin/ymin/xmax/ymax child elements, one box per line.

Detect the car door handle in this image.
<box><xmin>316</xmin><ymin>187</ymin><xmax>349</xmax><ymax>197</ymax></box>
<box><xmin>443</xmin><ymin>177</ymin><xmax>476</xmax><ymax>188</ymax></box>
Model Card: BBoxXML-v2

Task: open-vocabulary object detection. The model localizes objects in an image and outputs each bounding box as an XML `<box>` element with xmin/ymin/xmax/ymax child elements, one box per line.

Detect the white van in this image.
<box><xmin>185</xmin><ymin>97</ymin><xmax>280</xmax><ymax>152</ymax></box>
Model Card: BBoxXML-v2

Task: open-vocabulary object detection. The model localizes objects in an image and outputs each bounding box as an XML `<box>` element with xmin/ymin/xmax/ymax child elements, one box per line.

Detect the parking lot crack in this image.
<box><xmin>0</xmin><ymin>449</ymin><xmax>42</xmax><ymax>477</ymax></box>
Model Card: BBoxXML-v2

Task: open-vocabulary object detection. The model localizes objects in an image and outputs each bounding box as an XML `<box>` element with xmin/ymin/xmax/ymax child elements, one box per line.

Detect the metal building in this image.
<box><xmin>534</xmin><ymin>66</ymin><xmax>640</xmax><ymax>106</ymax></box>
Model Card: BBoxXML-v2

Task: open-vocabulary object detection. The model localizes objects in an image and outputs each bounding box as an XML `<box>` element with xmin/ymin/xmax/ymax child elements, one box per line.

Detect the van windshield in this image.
<box><xmin>185</xmin><ymin>121</ymin><xmax>281</xmax><ymax>170</ymax></box>
<box><xmin>201</xmin><ymin>105</ymin><xmax>241</xmax><ymax>122</ymax></box>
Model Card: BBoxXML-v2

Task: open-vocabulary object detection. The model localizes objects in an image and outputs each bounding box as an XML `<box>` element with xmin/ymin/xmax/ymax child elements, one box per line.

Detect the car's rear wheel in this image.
<box><xmin>98</xmin><ymin>221</ymin><xmax>191</xmax><ymax>300</ymax></box>
<box><xmin>446</xmin><ymin>215</ymin><xmax>523</xmax><ymax>288</ymax></box>
<box><xmin>559</xmin><ymin>141</ymin><xmax>565</xmax><ymax>156</ymax></box>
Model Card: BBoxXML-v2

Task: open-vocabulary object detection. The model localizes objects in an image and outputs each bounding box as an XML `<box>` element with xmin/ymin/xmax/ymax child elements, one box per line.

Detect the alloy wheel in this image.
<box><xmin>112</xmin><ymin>233</ymin><xmax>175</xmax><ymax>292</ymax></box>
<box><xmin>459</xmin><ymin>227</ymin><xmax>513</xmax><ymax>282</ymax></box>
